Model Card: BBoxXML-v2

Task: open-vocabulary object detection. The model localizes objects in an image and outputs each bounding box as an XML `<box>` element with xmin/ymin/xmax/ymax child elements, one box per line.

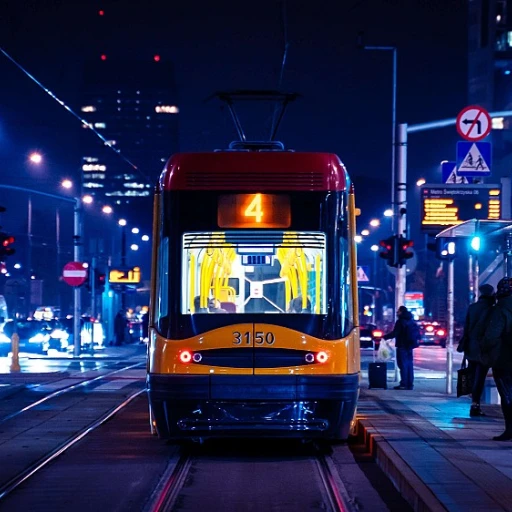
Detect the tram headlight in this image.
<box><xmin>316</xmin><ymin>351</ymin><xmax>329</xmax><ymax>364</ymax></box>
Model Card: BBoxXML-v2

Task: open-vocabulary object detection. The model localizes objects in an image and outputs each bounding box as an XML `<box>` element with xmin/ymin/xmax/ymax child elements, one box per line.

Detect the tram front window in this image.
<box><xmin>181</xmin><ymin>231</ymin><xmax>327</xmax><ymax>315</ymax></box>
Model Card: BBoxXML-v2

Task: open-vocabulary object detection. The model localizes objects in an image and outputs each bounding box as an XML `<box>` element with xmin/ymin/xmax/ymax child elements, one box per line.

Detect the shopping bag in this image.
<box><xmin>377</xmin><ymin>338</ymin><xmax>393</xmax><ymax>362</ymax></box>
<box><xmin>457</xmin><ymin>358</ymin><xmax>473</xmax><ymax>398</ymax></box>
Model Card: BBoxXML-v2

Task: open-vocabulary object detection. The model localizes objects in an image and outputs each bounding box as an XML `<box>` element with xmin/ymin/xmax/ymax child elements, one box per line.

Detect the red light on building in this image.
<box><xmin>98</xmin><ymin>10</ymin><xmax>104</xmax><ymax>16</ymax></box>
<box><xmin>153</xmin><ymin>55</ymin><xmax>161</xmax><ymax>62</ymax></box>
<box><xmin>100</xmin><ymin>54</ymin><xmax>107</xmax><ymax>61</ymax></box>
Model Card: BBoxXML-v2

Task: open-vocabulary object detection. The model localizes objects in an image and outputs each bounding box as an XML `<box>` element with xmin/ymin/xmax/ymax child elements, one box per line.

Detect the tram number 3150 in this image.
<box><xmin>233</xmin><ymin>331</ymin><xmax>275</xmax><ymax>345</ymax></box>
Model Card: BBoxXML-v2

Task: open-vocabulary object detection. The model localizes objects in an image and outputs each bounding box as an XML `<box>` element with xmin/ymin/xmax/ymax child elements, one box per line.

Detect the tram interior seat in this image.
<box><xmin>220</xmin><ymin>302</ymin><xmax>237</xmax><ymax>313</ymax></box>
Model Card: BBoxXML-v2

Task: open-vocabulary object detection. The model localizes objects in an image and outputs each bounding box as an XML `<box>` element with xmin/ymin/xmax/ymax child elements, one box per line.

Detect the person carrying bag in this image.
<box><xmin>382</xmin><ymin>306</ymin><xmax>420</xmax><ymax>390</ymax></box>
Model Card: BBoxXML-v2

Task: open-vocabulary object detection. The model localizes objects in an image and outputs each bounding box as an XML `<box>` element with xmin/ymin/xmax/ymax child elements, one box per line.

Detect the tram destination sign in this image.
<box><xmin>421</xmin><ymin>184</ymin><xmax>501</xmax><ymax>233</ymax></box>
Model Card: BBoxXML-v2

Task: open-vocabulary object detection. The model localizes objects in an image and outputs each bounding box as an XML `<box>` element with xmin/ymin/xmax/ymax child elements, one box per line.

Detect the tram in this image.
<box><xmin>147</xmin><ymin>143</ymin><xmax>360</xmax><ymax>440</ymax></box>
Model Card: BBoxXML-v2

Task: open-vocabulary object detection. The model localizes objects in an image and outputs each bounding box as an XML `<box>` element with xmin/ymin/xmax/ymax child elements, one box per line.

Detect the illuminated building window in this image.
<box><xmin>155</xmin><ymin>105</ymin><xmax>179</xmax><ymax>114</ymax></box>
<box><xmin>117</xmin><ymin>90</ymin><xmax>122</xmax><ymax>94</ymax></box>
<box><xmin>124</xmin><ymin>183</ymin><xmax>145</xmax><ymax>189</ymax></box>
<box><xmin>94</xmin><ymin>122</ymin><xmax>106</xmax><ymax>129</ymax></box>
<box><xmin>84</xmin><ymin>182</ymin><xmax>104</xmax><ymax>188</ymax></box>
<box><xmin>81</xmin><ymin>105</ymin><xmax>96</xmax><ymax>112</ymax></box>
<box><xmin>90</xmin><ymin>173</ymin><xmax>106</xmax><ymax>179</ymax></box>
<box><xmin>508</xmin><ymin>31</ymin><xmax>512</xmax><ymax>47</ymax></box>
<box><xmin>83</xmin><ymin>157</ymin><xmax>99</xmax><ymax>163</ymax></box>
<box><xmin>83</xmin><ymin>164</ymin><xmax>107</xmax><ymax>171</ymax></box>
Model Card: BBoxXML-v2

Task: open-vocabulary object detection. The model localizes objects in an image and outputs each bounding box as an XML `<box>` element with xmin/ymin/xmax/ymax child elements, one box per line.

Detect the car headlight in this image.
<box><xmin>29</xmin><ymin>332</ymin><xmax>50</xmax><ymax>343</ymax></box>
<box><xmin>0</xmin><ymin>333</ymin><xmax>10</xmax><ymax>343</ymax></box>
<box><xmin>50</xmin><ymin>329</ymin><xmax>69</xmax><ymax>340</ymax></box>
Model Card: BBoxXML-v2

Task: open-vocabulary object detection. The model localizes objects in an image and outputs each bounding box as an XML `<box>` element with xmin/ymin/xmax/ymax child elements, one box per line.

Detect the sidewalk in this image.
<box><xmin>356</xmin><ymin>376</ymin><xmax>512</xmax><ymax>511</ymax></box>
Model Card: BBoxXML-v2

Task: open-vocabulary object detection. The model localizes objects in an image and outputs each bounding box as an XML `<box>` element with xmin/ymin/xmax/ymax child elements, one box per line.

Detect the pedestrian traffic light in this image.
<box><xmin>0</xmin><ymin>233</ymin><xmax>15</xmax><ymax>260</ymax></box>
<box><xmin>428</xmin><ymin>238</ymin><xmax>456</xmax><ymax>260</ymax></box>
<box><xmin>379</xmin><ymin>236</ymin><xmax>397</xmax><ymax>267</ymax></box>
<box><xmin>397</xmin><ymin>235</ymin><xmax>414</xmax><ymax>266</ymax></box>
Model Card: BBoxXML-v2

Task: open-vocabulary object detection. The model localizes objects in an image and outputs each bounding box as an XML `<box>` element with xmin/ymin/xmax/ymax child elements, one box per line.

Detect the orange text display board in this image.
<box><xmin>218</xmin><ymin>194</ymin><xmax>291</xmax><ymax>228</ymax></box>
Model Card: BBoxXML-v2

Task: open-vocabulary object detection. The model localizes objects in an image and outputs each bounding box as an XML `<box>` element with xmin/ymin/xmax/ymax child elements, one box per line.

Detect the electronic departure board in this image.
<box><xmin>421</xmin><ymin>184</ymin><xmax>501</xmax><ymax>233</ymax></box>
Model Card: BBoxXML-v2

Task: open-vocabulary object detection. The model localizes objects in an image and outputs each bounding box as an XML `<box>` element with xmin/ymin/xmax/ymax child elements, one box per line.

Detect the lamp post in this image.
<box><xmin>0</xmin><ymin>185</ymin><xmax>84</xmax><ymax>357</ymax></box>
<box><xmin>119</xmin><ymin>219</ymin><xmax>127</xmax><ymax>310</ymax></box>
<box><xmin>363</xmin><ymin>44</ymin><xmax>397</xmax><ymax>231</ymax></box>
<box><xmin>371</xmin><ymin>244</ymin><xmax>379</xmax><ymax>321</ymax></box>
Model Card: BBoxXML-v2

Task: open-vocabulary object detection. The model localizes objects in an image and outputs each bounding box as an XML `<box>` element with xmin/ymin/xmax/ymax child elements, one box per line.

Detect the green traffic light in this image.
<box><xmin>470</xmin><ymin>236</ymin><xmax>481</xmax><ymax>252</ymax></box>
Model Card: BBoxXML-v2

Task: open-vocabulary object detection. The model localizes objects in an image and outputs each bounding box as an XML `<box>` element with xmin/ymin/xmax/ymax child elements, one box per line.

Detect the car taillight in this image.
<box><xmin>426</xmin><ymin>325</ymin><xmax>434</xmax><ymax>332</ymax></box>
<box><xmin>316</xmin><ymin>351</ymin><xmax>329</xmax><ymax>363</ymax></box>
<box><xmin>179</xmin><ymin>350</ymin><xmax>192</xmax><ymax>363</ymax></box>
<box><xmin>372</xmin><ymin>330</ymin><xmax>383</xmax><ymax>338</ymax></box>
<box><xmin>437</xmin><ymin>329</ymin><xmax>446</xmax><ymax>336</ymax></box>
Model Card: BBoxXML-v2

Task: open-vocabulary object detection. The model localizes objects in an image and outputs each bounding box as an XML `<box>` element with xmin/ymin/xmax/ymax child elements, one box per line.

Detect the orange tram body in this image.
<box><xmin>147</xmin><ymin>147</ymin><xmax>360</xmax><ymax>440</ymax></box>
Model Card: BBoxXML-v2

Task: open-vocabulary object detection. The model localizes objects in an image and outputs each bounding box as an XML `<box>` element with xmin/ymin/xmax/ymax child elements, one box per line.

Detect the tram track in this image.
<box><xmin>0</xmin><ymin>361</ymin><xmax>145</xmax><ymax>423</ymax></box>
<box><xmin>0</xmin><ymin>386</ymin><xmax>146</xmax><ymax>501</ymax></box>
<box><xmin>145</xmin><ymin>442</ymin><xmax>356</xmax><ymax>512</ymax></box>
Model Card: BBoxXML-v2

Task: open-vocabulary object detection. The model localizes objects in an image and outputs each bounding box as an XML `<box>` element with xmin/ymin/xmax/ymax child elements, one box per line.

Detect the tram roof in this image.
<box><xmin>436</xmin><ymin>219</ymin><xmax>512</xmax><ymax>239</ymax></box>
<box><xmin>159</xmin><ymin>152</ymin><xmax>348</xmax><ymax>191</ymax></box>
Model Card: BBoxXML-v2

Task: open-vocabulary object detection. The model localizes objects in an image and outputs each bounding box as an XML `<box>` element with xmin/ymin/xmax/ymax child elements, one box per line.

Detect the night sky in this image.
<box><xmin>0</xmin><ymin>0</ymin><xmax>468</xmax><ymax>246</ymax></box>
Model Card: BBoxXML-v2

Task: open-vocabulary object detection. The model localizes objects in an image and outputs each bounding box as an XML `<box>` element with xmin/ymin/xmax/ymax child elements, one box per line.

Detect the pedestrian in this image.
<box><xmin>382</xmin><ymin>305</ymin><xmax>420</xmax><ymax>390</ymax></box>
<box><xmin>481</xmin><ymin>277</ymin><xmax>512</xmax><ymax>441</ymax></box>
<box><xmin>114</xmin><ymin>310</ymin><xmax>126</xmax><ymax>346</ymax></box>
<box><xmin>457</xmin><ymin>284</ymin><xmax>495</xmax><ymax>417</ymax></box>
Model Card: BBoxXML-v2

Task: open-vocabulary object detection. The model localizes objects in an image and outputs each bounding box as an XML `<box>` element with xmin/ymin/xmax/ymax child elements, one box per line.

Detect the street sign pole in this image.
<box><xmin>73</xmin><ymin>199</ymin><xmax>82</xmax><ymax>357</ymax></box>
<box><xmin>446</xmin><ymin>257</ymin><xmax>454</xmax><ymax>395</ymax></box>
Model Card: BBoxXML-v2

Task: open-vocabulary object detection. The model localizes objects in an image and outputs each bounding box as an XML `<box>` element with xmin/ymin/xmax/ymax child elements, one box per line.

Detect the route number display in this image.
<box><xmin>218</xmin><ymin>194</ymin><xmax>291</xmax><ymax>228</ymax></box>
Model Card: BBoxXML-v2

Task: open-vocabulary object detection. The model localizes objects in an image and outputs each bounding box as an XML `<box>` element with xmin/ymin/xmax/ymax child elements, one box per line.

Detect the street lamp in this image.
<box><xmin>361</xmin><ymin>229</ymin><xmax>370</xmax><ymax>236</ymax></box>
<box><xmin>83</xmin><ymin>195</ymin><xmax>93</xmax><ymax>204</ymax></box>
<box><xmin>102</xmin><ymin>205</ymin><xmax>113</xmax><ymax>214</ymax></box>
<box><xmin>61</xmin><ymin>179</ymin><xmax>73</xmax><ymax>189</ymax></box>
<box><xmin>362</xmin><ymin>43</ymin><xmax>397</xmax><ymax>231</ymax></box>
<box><xmin>416</xmin><ymin>178</ymin><xmax>426</xmax><ymax>187</ymax></box>
<box><xmin>131</xmin><ymin>227</ymin><xmax>139</xmax><ymax>234</ymax></box>
<box><xmin>354</xmin><ymin>235</ymin><xmax>363</xmax><ymax>243</ymax></box>
<box><xmin>141</xmin><ymin>235</ymin><xmax>150</xmax><ymax>242</ymax></box>
<box><xmin>29</xmin><ymin>152</ymin><xmax>43</xmax><ymax>164</ymax></box>
<box><xmin>118</xmin><ymin>218</ymin><xmax>127</xmax><ymax>226</ymax></box>
<box><xmin>130</xmin><ymin>244</ymin><xmax>139</xmax><ymax>251</ymax></box>
<box><xmin>369</xmin><ymin>219</ymin><xmax>380</xmax><ymax>227</ymax></box>
<box><xmin>383</xmin><ymin>209</ymin><xmax>393</xmax><ymax>217</ymax></box>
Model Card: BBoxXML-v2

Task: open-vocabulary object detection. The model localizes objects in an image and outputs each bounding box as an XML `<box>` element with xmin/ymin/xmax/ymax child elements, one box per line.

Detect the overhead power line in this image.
<box><xmin>0</xmin><ymin>46</ymin><xmax>151</xmax><ymax>185</ymax></box>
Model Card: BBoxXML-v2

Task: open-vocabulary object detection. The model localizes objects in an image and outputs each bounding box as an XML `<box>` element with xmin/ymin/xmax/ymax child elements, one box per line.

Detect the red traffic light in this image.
<box><xmin>2</xmin><ymin>236</ymin><xmax>14</xmax><ymax>247</ymax></box>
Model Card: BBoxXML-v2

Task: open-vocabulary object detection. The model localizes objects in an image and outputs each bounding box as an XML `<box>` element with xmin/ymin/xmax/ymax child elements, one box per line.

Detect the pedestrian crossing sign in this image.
<box><xmin>357</xmin><ymin>265</ymin><xmax>370</xmax><ymax>282</ymax></box>
<box><xmin>456</xmin><ymin>141</ymin><xmax>491</xmax><ymax>177</ymax></box>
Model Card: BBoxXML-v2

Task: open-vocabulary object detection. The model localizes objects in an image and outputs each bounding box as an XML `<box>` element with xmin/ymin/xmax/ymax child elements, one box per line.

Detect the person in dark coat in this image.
<box><xmin>114</xmin><ymin>310</ymin><xmax>126</xmax><ymax>346</ymax></box>
<box><xmin>481</xmin><ymin>277</ymin><xmax>512</xmax><ymax>441</ymax></box>
<box><xmin>383</xmin><ymin>305</ymin><xmax>418</xmax><ymax>390</ymax></box>
<box><xmin>457</xmin><ymin>284</ymin><xmax>495</xmax><ymax>417</ymax></box>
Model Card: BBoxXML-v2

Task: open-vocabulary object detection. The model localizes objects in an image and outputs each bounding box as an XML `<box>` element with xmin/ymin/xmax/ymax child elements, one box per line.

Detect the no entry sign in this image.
<box><xmin>62</xmin><ymin>261</ymin><xmax>88</xmax><ymax>287</ymax></box>
<box><xmin>456</xmin><ymin>105</ymin><xmax>492</xmax><ymax>142</ymax></box>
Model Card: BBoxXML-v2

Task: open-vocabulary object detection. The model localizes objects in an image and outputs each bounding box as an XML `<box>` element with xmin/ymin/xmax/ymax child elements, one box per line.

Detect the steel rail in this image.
<box><xmin>145</xmin><ymin>452</ymin><xmax>192</xmax><ymax>512</ymax></box>
<box><xmin>0</xmin><ymin>387</ymin><xmax>146</xmax><ymax>501</ymax></box>
<box><xmin>0</xmin><ymin>361</ymin><xmax>144</xmax><ymax>423</ymax></box>
<box><xmin>316</xmin><ymin>453</ymin><xmax>356</xmax><ymax>512</ymax></box>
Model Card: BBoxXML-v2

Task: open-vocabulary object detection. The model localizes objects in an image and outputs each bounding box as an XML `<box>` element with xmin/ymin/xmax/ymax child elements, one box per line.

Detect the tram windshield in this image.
<box><xmin>181</xmin><ymin>231</ymin><xmax>326</xmax><ymax>315</ymax></box>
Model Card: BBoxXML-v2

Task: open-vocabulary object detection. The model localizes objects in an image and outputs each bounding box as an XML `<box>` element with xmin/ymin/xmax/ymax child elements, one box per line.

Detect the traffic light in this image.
<box><xmin>86</xmin><ymin>268</ymin><xmax>106</xmax><ymax>291</ymax></box>
<box><xmin>470</xmin><ymin>236</ymin><xmax>481</xmax><ymax>252</ymax></box>
<box><xmin>95</xmin><ymin>271</ymin><xmax>106</xmax><ymax>291</ymax></box>
<box><xmin>397</xmin><ymin>235</ymin><xmax>414</xmax><ymax>266</ymax></box>
<box><xmin>379</xmin><ymin>236</ymin><xmax>398</xmax><ymax>267</ymax></box>
<box><xmin>0</xmin><ymin>233</ymin><xmax>15</xmax><ymax>260</ymax></box>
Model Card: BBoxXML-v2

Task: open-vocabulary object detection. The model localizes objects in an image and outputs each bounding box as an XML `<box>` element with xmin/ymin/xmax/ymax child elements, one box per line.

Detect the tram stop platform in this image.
<box><xmin>356</xmin><ymin>377</ymin><xmax>512</xmax><ymax>511</ymax></box>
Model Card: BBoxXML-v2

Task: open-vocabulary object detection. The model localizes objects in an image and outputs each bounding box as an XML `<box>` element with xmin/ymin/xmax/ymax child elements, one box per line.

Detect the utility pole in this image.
<box><xmin>446</xmin><ymin>256</ymin><xmax>455</xmax><ymax>394</ymax></box>
<box><xmin>395</xmin><ymin>124</ymin><xmax>408</xmax><ymax>319</ymax></box>
<box><xmin>73</xmin><ymin>198</ymin><xmax>83</xmax><ymax>357</ymax></box>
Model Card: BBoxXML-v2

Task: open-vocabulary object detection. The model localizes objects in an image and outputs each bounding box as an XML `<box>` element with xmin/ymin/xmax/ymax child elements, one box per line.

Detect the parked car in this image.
<box><xmin>418</xmin><ymin>321</ymin><xmax>446</xmax><ymax>348</ymax></box>
<box><xmin>360</xmin><ymin>323</ymin><xmax>384</xmax><ymax>350</ymax></box>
